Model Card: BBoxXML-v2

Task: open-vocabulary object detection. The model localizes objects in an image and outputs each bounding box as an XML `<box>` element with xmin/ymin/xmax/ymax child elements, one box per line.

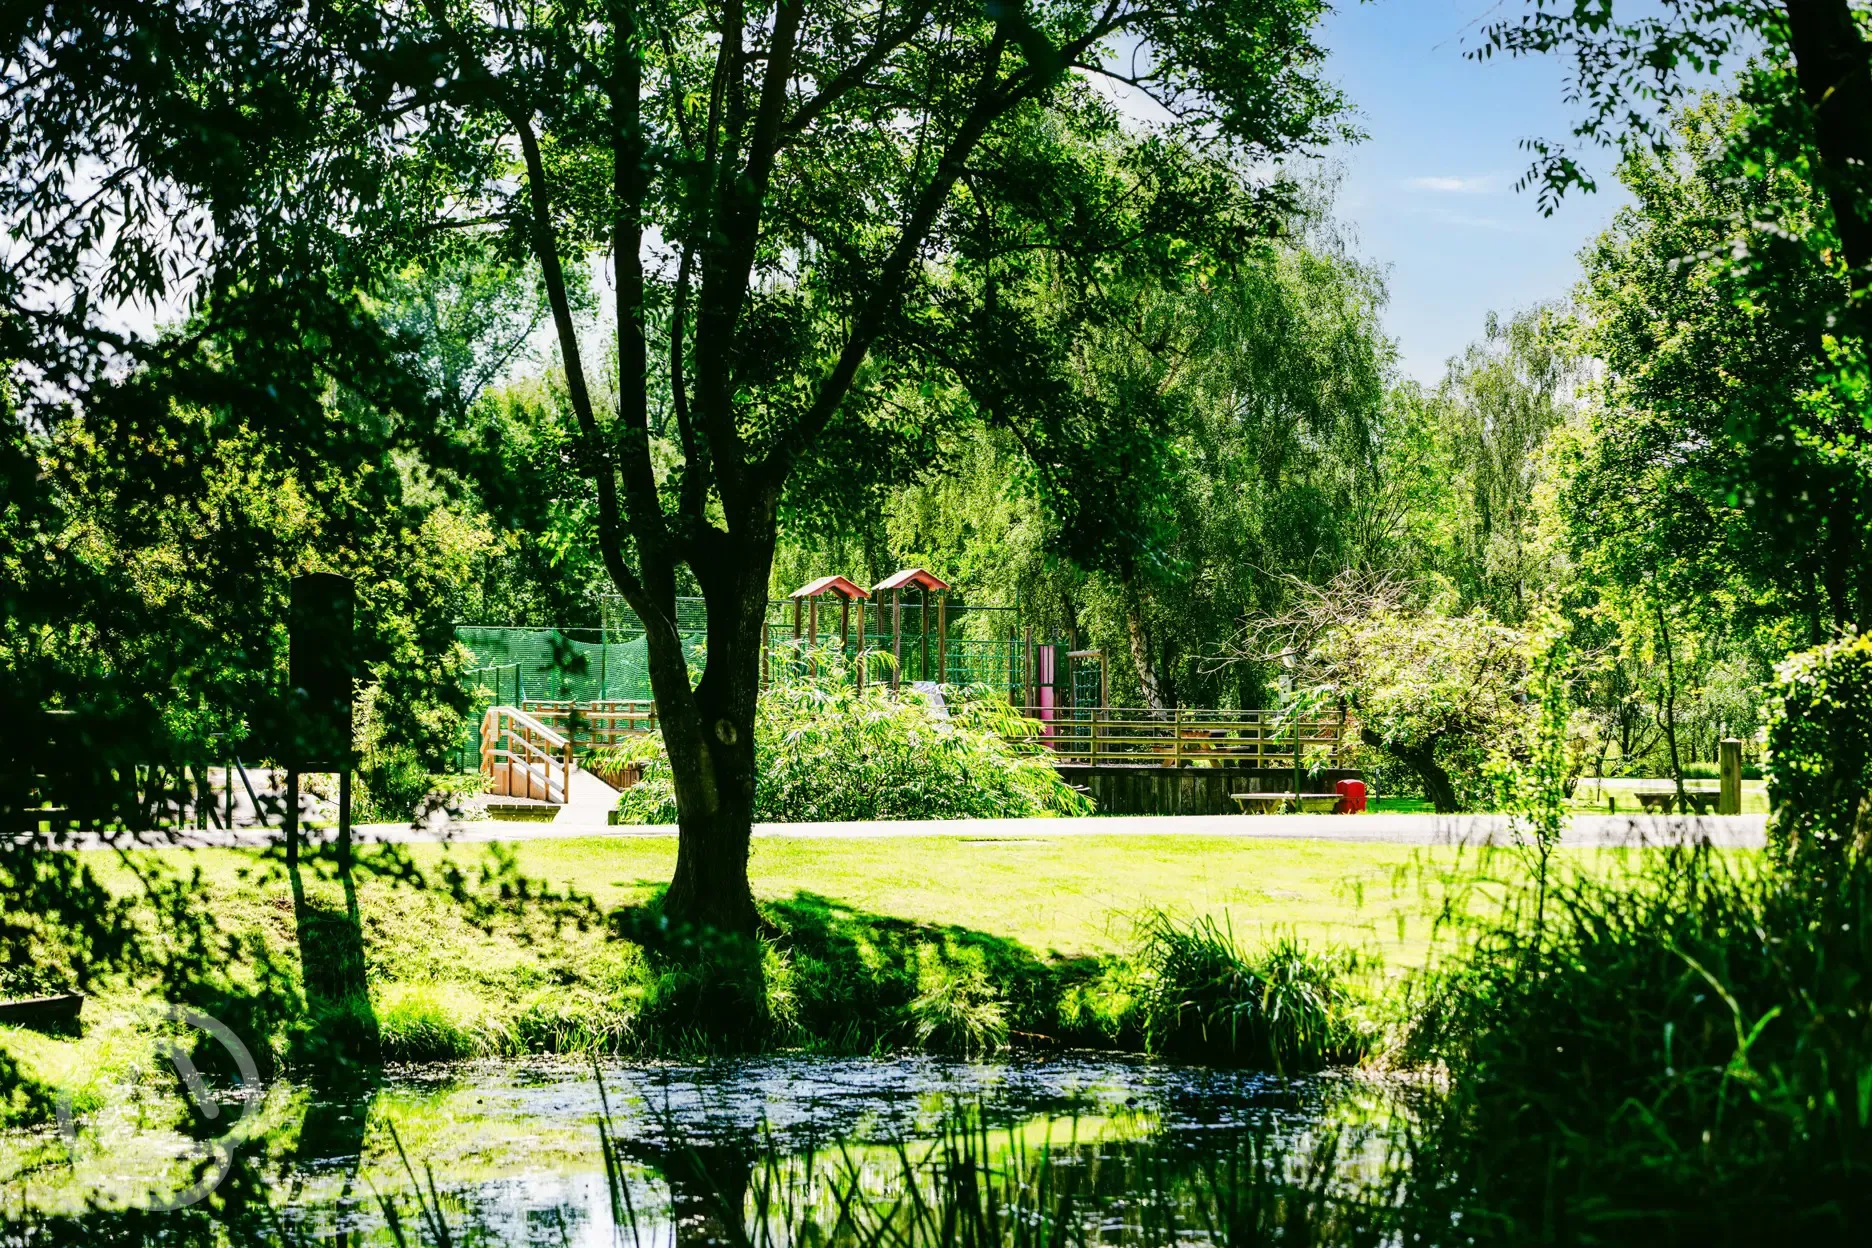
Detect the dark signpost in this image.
<box><xmin>287</xmin><ymin>573</ymin><xmax>355</xmax><ymax>866</ymax></box>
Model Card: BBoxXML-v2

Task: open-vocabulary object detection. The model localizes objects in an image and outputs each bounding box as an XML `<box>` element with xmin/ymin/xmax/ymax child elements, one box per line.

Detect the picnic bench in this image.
<box><xmin>1232</xmin><ymin>792</ymin><xmax>1342</xmax><ymax>815</ymax></box>
<box><xmin>1633</xmin><ymin>790</ymin><xmax>1718</xmax><ymax>815</ymax></box>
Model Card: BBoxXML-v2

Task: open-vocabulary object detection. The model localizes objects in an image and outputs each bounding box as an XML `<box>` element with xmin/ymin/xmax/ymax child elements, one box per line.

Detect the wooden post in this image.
<box><xmin>1292</xmin><ymin>709</ymin><xmax>1303</xmax><ymax>803</ymax></box>
<box><xmin>336</xmin><ymin>769</ymin><xmax>352</xmax><ymax>873</ymax></box>
<box><xmin>285</xmin><ymin>770</ymin><xmax>299</xmax><ymax>869</ymax></box>
<box><xmin>919</xmin><ymin>587</ymin><xmax>931</xmax><ymax>684</ymax></box>
<box><xmin>807</xmin><ymin>597</ymin><xmax>819</xmax><ymax>676</ymax></box>
<box><xmin>856</xmin><ymin>599</ymin><xmax>866</xmax><ymax>690</ymax></box>
<box><xmin>1719</xmin><ymin>737</ymin><xmax>1743</xmax><ymax>815</ymax></box>
<box><xmin>892</xmin><ymin>590</ymin><xmax>903</xmax><ymax>690</ymax></box>
<box><xmin>1090</xmin><ymin>707</ymin><xmax>1101</xmax><ymax>765</ymax></box>
<box><xmin>937</xmin><ymin>593</ymin><xmax>948</xmax><ymax>686</ymax></box>
<box><xmin>1173</xmin><ymin>706</ymin><xmax>1183</xmax><ymax>768</ymax></box>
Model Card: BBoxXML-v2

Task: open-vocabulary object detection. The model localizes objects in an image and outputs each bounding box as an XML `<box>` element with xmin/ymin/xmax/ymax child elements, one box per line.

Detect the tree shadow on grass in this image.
<box><xmin>765</xmin><ymin>891</ymin><xmax>1114</xmax><ymax>1053</ymax></box>
<box><xmin>608</xmin><ymin>887</ymin><xmax>1120</xmax><ymax>1054</ymax></box>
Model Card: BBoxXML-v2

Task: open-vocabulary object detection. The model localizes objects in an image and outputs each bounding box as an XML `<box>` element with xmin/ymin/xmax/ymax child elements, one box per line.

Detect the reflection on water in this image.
<box><xmin>4</xmin><ymin>1055</ymin><xmax>1411</xmax><ymax>1245</ymax></box>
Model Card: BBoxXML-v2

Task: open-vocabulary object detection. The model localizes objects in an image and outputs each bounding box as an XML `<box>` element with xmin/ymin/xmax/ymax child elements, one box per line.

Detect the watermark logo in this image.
<box><xmin>55</xmin><ymin>1003</ymin><xmax>261</xmax><ymax>1211</ymax></box>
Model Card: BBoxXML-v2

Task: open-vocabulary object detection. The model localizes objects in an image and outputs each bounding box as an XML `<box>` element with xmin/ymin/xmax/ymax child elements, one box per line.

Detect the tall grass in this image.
<box><xmin>1391</xmin><ymin>634</ymin><xmax>1872</xmax><ymax>1239</ymax></box>
<box><xmin>1131</xmin><ymin>913</ymin><xmax>1373</xmax><ymax>1072</ymax></box>
<box><xmin>694</xmin><ymin>1109</ymin><xmax>1399</xmax><ymax>1248</ymax></box>
<box><xmin>1402</xmin><ymin>845</ymin><xmax>1872</xmax><ymax>1240</ymax></box>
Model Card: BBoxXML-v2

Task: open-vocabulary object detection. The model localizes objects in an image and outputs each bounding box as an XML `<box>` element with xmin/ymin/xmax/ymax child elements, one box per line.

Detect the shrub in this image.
<box><xmin>1767</xmin><ymin>633</ymin><xmax>1872</xmax><ymax>863</ymax></box>
<box><xmin>910</xmin><ymin>943</ymin><xmax>1011</xmax><ymax>1053</ymax></box>
<box><xmin>761</xmin><ymin>893</ymin><xmax>1058</xmax><ymax>1053</ymax></box>
<box><xmin>1130</xmin><ymin>913</ymin><xmax>1369</xmax><ymax>1072</ymax></box>
<box><xmin>1407</xmin><ymin>845</ymin><xmax>1872</xmax><ymax>1238</ymax></box>
<box><xmin>374</xmin><ymin>984</ymin><xmax>488</xmax><ymax>1061</ymax></box>
<box><xmin>610</xmin><ymin>658</ymin><xmax>1092</xmax><ymax>823</ymax></box>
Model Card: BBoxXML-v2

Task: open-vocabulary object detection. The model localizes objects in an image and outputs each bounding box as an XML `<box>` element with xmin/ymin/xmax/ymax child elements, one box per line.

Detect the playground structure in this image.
<box><xmin>462</xmin><ymin>569</ymin><xmax>1355</xmax><ymax>808</ymax></box>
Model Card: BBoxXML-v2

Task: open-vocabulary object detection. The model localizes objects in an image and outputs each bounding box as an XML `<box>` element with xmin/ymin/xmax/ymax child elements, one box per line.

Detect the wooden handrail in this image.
<box><xmin>520</xmin><ymin>699</ymin><xmax>658</xmax><ymax>751</ymax></box>
<box><xmin>481</xmin><ymin>705</ymin><xmax>574</xmax><ymax>803</ymax></box>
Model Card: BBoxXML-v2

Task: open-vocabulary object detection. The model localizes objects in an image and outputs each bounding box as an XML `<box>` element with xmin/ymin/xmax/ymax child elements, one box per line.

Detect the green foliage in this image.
<box><xmin>759</xmin><ymin>893</ymin><xmax>1057</xmax><ymax>1055</ymax></box>
<box><xmin>1396</xmin><ymin>633</ymin><xmax>1872</xmax><ymax>1236</ymax></box>
<box><xmin>1323</xmin><ymin>607</ymin><xmax>1533</xmax><ymax>811</ymax></box>
<box><xmin>1766</xmin><ymin>633</ymin><xmax>1872</xmax><ymax>863</ymax></box>
<box><xmin>1130</xmin><ymin>913</ymin><xmax>1369</xmax><ymax>1073</ymax></box>
<box><xmin>1408</xmin><ymin>841</ymin><xmax>1872</xmax><ymax>1237</ymax></box>
<box><xmin>1562</xmin><ymin>94</ymin><xmax>1849</xmax><ymax>693</ymax></box>
<box><xmin>611</xmin><ymin>659</ymin><xmax>1091</xmax><ymax>825</ymax></box>
<box><xmin>1414</xmin><ymin>303</ymin><xmax>1583</xmax><ymax>619</ymax></box>
<box><xmin>353</xmin><ymin>682</ymin><xmax>488</xmax><ymax>824</ymax></box>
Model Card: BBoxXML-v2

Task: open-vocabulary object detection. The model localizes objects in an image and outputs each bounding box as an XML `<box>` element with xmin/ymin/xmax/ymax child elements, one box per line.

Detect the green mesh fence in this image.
<box><xmin>457</xmin><ymin>597</ymin><xmax>1039</xmax><ymax>761</ymax></box>
<box><xmin>455</xmin><ymin>626</ymin><xmax>708</xmax><ymax>703</ymax></box>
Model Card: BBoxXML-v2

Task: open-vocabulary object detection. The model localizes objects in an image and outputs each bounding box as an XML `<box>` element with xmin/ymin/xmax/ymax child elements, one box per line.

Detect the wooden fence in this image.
<box><xmin>1012</xmin><ymin>706</ymin><xmax>1348</xmax><ymax>768</ymax></box>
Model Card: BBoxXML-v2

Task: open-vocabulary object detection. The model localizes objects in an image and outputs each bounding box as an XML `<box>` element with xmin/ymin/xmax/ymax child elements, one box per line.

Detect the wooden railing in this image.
<box><xmin>1011</xmin><ymin>706</ymin><xmax>1348</xmax><ymax>768</ymax></box>
<box><xmin>481</xmin><ymin>706</ymin><xmax>574</xmax><ymax>802</ymax></box>
<box><xmin>520</xmin><ymin>699</ymin><xmax>657</xmax><ymax>750</ymax></box>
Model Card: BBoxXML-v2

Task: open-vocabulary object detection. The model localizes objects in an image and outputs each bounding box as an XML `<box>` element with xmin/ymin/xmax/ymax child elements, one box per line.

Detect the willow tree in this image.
<box><xmin>9</xmin><ymin>0</ymin><xmax>1346</xmax><ymax>931</ymax></box>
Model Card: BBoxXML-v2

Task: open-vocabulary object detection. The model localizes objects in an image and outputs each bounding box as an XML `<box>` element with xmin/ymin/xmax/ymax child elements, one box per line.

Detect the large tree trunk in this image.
<box><xmin>1362</xmin><ymin>727</ymin><xmax>1460</xmax><ymax>812</ymax></box>
<box><xmin>652</xmin><ymin>526</ymin><xmax>774</xmax><ymax>935</ymax></box>
<box><xmin>1122</xmin><ymin>573</ymin><xmax>1172</xmax><ymax>711</ymax></box>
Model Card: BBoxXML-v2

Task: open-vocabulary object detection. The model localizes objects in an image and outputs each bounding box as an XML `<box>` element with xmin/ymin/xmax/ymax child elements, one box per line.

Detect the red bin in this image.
<box><xmin>1334</xmin><ymin>778</ymin><xmax>1367</xmax><ymax>814</ymax></box>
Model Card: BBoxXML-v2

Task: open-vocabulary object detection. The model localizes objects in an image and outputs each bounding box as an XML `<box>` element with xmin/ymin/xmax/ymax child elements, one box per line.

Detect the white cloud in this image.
<box><xmin>1425</xmin><ymin>207</ymin><xmax>1532</xmax><ymax>234</ymax></box>
<box><xmin>1406</xmin><ymin>174</ymin><xmax>1508</xmax><ymax>194</ymax></box>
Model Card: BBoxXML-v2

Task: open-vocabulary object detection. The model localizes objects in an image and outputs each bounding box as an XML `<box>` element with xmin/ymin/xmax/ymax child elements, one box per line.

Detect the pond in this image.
<box><xmin>3</xmin><ymin>1055</ymin><xmax>1415</xmax><ymax>1245</ymax></box>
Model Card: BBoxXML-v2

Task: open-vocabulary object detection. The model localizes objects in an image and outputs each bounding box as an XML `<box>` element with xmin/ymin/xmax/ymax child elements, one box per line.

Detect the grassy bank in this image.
<box><xmin>0</xmin><ymin>833</ymin><xmax>1610</xmax><ymax>1113</ymax></box>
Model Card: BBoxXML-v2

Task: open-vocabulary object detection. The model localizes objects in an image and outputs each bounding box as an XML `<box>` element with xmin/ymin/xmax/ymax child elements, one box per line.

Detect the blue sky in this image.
<box><xmin>1316</xmin><ymin>0</ymin><xmax>1632</xmax><ymax>381</ymax></box>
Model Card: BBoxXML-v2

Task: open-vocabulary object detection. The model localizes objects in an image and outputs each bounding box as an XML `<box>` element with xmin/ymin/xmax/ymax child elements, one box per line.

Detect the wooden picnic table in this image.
<box><xmin>1633</xmin><ymin>790</ymin><xmax>1717</xmax><ymax>815</ymax></box>
<box><xmin>1232</xmin><ymin>792</ymin><xmax>1341</xmax><ymax>814</ymax></box>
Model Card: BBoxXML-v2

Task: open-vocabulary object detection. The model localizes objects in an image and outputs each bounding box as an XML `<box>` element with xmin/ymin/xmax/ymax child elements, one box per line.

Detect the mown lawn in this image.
<box><xmin>81</xmin><ymin>832</ymin><xmax>1609</xmax><ymax>965</ymax></box>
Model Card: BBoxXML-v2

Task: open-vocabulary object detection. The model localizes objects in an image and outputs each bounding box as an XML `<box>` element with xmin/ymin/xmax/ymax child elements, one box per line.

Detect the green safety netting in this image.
<box><xmin>455</xmin><ymin>597</ymin><xmax>1052</xmax><ymax>766</ymax></box>
<box><xmin>453</xmin><ymin>622</ymin><xmax>707</xmax><ymax>767</ymax></box>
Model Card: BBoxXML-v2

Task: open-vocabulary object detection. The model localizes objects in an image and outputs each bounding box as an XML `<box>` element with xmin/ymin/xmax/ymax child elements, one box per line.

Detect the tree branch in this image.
<box><xmin>778</xmin><ymin>0</ymin><xmax>935</xmax><ymax>145</ymax></box>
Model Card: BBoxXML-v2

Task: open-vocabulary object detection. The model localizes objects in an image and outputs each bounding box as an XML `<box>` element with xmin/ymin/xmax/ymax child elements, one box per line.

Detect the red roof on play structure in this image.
<box><xmin>871</xmin><ymin>567</ymin><xmax>951</xmax><ymax>593</ymax></box>
<box><xmin>789</xmin><ymin>575</ymin><xmax>870</xmax><ymax>600</ymax></box>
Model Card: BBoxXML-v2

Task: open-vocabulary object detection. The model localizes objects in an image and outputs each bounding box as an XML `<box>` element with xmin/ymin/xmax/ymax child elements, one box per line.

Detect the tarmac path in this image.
<box><xmin>29</xmin><ymin>811</ymin><xmax>1768</xmax><ymax>852</ymax></box>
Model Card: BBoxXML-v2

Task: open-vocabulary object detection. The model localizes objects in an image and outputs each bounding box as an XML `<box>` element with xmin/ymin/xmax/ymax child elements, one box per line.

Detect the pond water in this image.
<box><xmin>3</xmin><ymin>1056</ymin><xmax>1413</xmax><ymax>1245</ymax></box>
